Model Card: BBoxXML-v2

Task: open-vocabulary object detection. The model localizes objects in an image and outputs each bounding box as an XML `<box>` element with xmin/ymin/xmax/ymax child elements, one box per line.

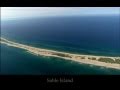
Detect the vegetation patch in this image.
<box><xmin>98</xmin><ymin>58</ymin><xmax>115</xmax><ymax>63</ymax></box>
<box><xmin>91</xmin><ymin>57</ymin><xmax>96</xmax><ymax>60</ymax></box>
<box><xmin>115</xmin><ymin>59</ymin><xmax>120</xmax><ymax>64</ymax></box>
<box><xmin>81</xmin><ymin>56</ymin><xmax>85</xmax><ymax>59</ymax></box>
<box><xmin>88</xmin><ymin>57</ymin><xmax>91</xmax><ymax>59</ymax></box>
<box><xmin>52</xmin><ymin>53</ymin><xmax>72</xmax><ymax>58</ymax></box>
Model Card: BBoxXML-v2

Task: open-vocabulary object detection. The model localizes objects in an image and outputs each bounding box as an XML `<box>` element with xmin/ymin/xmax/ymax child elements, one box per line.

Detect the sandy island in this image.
<box><xmin>1</xmin><ymin>37</ymin><xmax>120</xmax><ymax>70</ymax></box>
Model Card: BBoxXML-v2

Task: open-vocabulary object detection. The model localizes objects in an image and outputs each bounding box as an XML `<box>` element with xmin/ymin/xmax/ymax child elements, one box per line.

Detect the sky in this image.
<box><xmin>1</xmin><ymin>7</ymin><xmax>120</xmax><ymax>20</ymax></box>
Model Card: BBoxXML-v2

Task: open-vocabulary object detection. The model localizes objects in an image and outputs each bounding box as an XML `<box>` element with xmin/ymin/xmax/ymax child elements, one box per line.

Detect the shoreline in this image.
<box><xmin>1</xmin><ymin>37</ymin><xmax>119</xmax><ymax>57</ymax></box>
<box><xmin>1</xmin><ymin>37</ymin><xmax>120</xmax><ymax>70</ymax></box>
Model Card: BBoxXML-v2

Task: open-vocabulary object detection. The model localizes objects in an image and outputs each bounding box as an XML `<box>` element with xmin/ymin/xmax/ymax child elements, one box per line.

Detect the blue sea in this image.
<box><xmin>1</xmin><ymin>15</ymin><xmax>120</xmax><ymax>75</ymax></box>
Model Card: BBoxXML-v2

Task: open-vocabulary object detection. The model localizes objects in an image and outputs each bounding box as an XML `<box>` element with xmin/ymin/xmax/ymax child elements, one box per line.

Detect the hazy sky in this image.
<box><xmin>1</xmin><ymin>7</ymin><xmax>120</xmax><ymax>20</ymax></box>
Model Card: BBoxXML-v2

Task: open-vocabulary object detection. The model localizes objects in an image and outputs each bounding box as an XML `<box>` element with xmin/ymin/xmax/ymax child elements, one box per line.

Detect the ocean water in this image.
<box><xmin>1</xmin><ymin>44</ymin><xmax>120</xmax><ymax>75</ymax></box>
<box><xmin>1</xmin><ymin>15</ymin><xmax>120</xmax><ymax>74</ymax></box>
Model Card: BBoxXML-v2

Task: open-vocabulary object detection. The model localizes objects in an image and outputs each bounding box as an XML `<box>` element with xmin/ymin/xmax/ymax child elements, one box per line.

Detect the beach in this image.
<box><xmin>1</xmin><ymin>37</ymin><xmax>120</xmax><ymax>70</ymax></box>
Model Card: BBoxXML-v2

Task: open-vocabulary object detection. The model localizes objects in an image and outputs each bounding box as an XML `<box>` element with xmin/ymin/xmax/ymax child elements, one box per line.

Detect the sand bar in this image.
<box><xmin>1</xmin><ymin>37</ymin><xmax>120</xmax><ymax>70</ymax></box>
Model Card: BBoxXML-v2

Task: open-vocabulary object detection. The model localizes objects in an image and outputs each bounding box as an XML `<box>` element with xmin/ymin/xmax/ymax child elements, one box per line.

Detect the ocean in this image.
<box><xmin>1</xmin><ymin>15</ymin><xmax>120</xmax><ymax>75</ymax></box>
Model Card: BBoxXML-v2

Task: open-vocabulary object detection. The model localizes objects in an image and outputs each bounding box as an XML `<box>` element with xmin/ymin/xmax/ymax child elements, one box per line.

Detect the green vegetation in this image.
<box><xmin>88</xmin><ymin>57</ymin><xmax>91</xmax><ymax>59</ymax></box>
<box><xmin>65</xmin><ymin>54</ymin><xmax>72</xmax><ymax>58</ymax></box>
<box><xmin>98</xmin><ymin>58</ymin><xmax>120</xmax><ymax>64</ymax></box>
<box><xmin>98</xmin><ymin>58</ymin><xmax>115</xmax><ymax>63</ymax></box>
<box><xmin>81</xmin><ymin>56</ymin><xmax>85</xmax><ymax>59</ymax></box>
<box><xmin>91</xmin><ymin>57</ymin><xmax>96</xmax><ymax>60</ymax></box>
<box><xmin>88</xmin><ymin>57</ymin><xmax>96</xmax><ymax>60</ymax></box>
<box><xmin>115</xmin><ymin>59</ymin><xmax>120</xmax><ymax>64</ymax></box>
<box><xmin>52</xmin><ymin>53</ymin><xmax>72</xmax><ymax>58</ymax></box>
